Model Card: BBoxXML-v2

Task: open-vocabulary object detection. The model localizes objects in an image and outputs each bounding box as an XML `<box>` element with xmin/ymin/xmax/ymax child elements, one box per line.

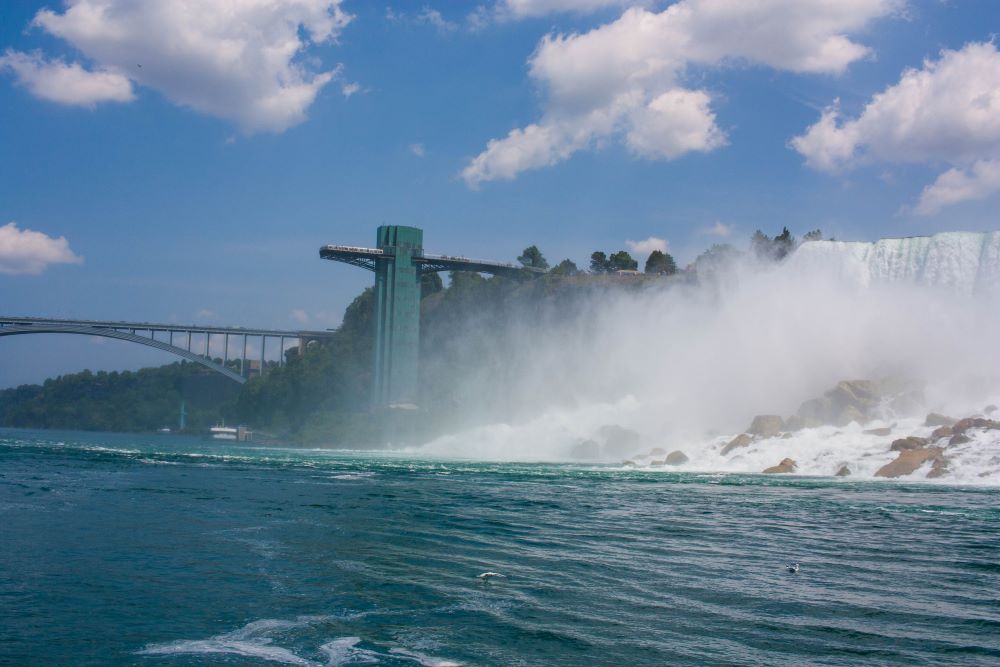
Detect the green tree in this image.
<box><xmin>550</xmin><ymin>259</ymin><xmax>579</xmax><ymax>276</ymax></box>
<box><xmin>421</xmin><ymin>272</ymin><xmax>443</xmax><ymax>298</ymax></box>
<box><xmin>644</xmin><ymin>249</ymin><xmax>677</xmax><ymax>275</ymax></box>
<box><xmin>802</xmin><ymin>229</ymin><xmax>823</xmax><ymax>242</ymax></box>
<box><xmin>589</xmin><ymin>251</ymin><xmax>610</xmax><ymax>273</ymax></box>
<box><xmin>608</xmin><ymin>250</ymin><xmax>638</xmax><ymax>271</ymax></box>
<box><xmin>773</xmin><ymin>227</ymin><xmax>795</xmax><ymax>260</ymax></box>
<box><xmin>517</xmin><ymin>245</ymin><xmax>549</xmax><ymax>270</ymax></box>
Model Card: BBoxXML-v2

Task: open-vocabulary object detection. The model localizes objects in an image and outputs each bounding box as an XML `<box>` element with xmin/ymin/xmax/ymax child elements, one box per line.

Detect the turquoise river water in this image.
<box><xmin>1</xmin><ymin>428</ymin><xmax>998</xmax><ymax>666</ymax></box>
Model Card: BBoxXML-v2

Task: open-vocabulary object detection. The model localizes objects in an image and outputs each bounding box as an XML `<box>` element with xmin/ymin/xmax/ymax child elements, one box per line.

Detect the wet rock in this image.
<box><xmin>890</xmin><ymin>436</ymin><xmax>929</xmax><ymax>452</ymax></box>
<box><xmin>747</xmin><ymin>415</ymin><xmax>785</xmax><ymax>437</ymax></box>
<box><xmin>650</xmin><ymin>460</ymin><xmax>665</xmax><ymax>466</ymax></box>
<box><xmin>837</xmin><ymin>405</ymin><xmax>866</xmax><ymax>426</ymax></box>
<box><xmin>622</xmin><ymin>460</ymin><xmax>637</xmax><ymax>467</ymax></box>
<box><xmin>952</xmin><ymin>417</ymin><xmax>1000</xmax><ymax>434</ymax></box>
<box><xmin>949</xmin><ymin>434</ymin><xmax>971</xmax><ymax>446</ymax></box>
<box><xmin>784</xmin><ymin>415</ymin><xmax>822</xmax><ymax>432</ymax></box>
<box><xmin>835</xmin><ymin>465</ymin><xmax>851</xmax><ymax>477</ymax></box>
<box><xmin>571</xmin><ymin>439</ymin><xmax>601</xmax><ymax>460</ymax></box>
<box><xmin>930</xmin><ymin>426</ymin><xmax>953</xmax><ymax>440</ymax></box>
<box><xmin>927</xmin><ymin>456</ymin><xmax>950</xmax><ymax>479</ymax></box>
<box><xmin>925</xmin><ymin>413</ymin><xmax>956</xmax><ymax>427</ymax></box>
<box><xmin>797</xmin><ymin>380</ymin><xmax>883</xmax><ymax>426</ymax></box>
<box><xmin>648</xmin><ymin>447</ymin><xmax>667</xmax><ymax>457</ymax></box>
<box><xmin>597</xmin><ymin>425</ymin><xmax>640</xmax><ymax>458</ymax></box>
<box><xmin>763</xmin><ymin>458</ymin><xmax>797</xmax><ymax>474</ymax></box>
<box><xmin>721</xmin><ymin>433</ymin><xmax>753</xmax><ymax>456</ymax></box>
<box><xmin>864</xmin><ymin>427</ymin><xmax>893</xmax><ymax>436</ymax></box>
<box><xmin>875</xmin><ymin>447</ymin><xmax>944</xmax><ymax>478</ymax></box>
<box><xmin>665</xmin><ymin>450</ymin><xmax>689</xmax><ymax>465</ymax></box>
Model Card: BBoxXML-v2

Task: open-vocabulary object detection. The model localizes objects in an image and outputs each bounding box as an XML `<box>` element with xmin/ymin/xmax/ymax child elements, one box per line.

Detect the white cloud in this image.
<box><xmin>341</xmin><ymin>82</ymin><xmax>362</xmax><ymax>98</ymax></box>
<box><xmin>0</xmin><ymin>222</ymin><xmax>83</xmax><ymax>275</ymax></box>
<box><xmin>626</xmin><ymin>236</ymin><xmax>668</xmax><ymax>258</ymax></box>
<box><xmin>410</xmin><ymin>143</ymin><xmax>426</xmax><ymax>157</ymax></box>
<box><xmin>290</xmin><ymin>308</ymin><xmax>310</xmax><ymax>324</ymax></box>
<box><xmin>22</xmin><ymin>0</ymin><xmax>352</xmax><ymax>133</ymax></box>
<box><xmin>418</xmin><ymin>7</ymin><xmax>458</xmax><ymax>32</ymax></box>
<box><xmin>0</xmin><ymin>49</ymin><xmax>133</xmax><ymax>106</ymax></box>
<box><xmin>915</xmin><ymin>159</ymin><xmax>1000</xmax><ymax>215</ymax></box>
<box><xmin>791</xmin><ymin>42</ymin><xmax>1000</xmax><ymax>213</ymax></box>
<box><xmin>463</xmin><ymin>0</ymin><xmax>899</xmax><ymax>187</ymax></box>
<box><xmin>497</xmin><ymin>0</ymin><xmax>639</xmax><ymax>19</ymax></box>
<box><xmin>195</xmin><ymin>309</ymin><xmax>219</xmax><ymax>321</ymax></box>
<box><xmin>701</xmin><ymin>221</ymin><xmax>733</xmax><ymax>237</ymax></box>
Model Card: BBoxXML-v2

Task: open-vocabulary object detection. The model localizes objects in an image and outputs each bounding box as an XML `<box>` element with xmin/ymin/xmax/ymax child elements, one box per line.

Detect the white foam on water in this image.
<box><xmin>319</xmin><ymin>637</ymin><xmax>381</xmax><ymax>665</ymax></box>
<box><xmin>139</xmin><ymin>617</ymin><xmax>324</xmax><ymax>665</ymax></box>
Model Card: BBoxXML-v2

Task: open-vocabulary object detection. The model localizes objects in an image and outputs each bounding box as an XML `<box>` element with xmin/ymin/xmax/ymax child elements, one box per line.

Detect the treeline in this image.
<box><xmin>0</xmin><ymin>227</ymin><xmax>826</xmax><ymax>442</ymax></box>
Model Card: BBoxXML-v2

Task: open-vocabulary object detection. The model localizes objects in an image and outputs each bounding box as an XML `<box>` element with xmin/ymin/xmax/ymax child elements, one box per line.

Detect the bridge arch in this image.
<box><xmin>0</xmin><ymin>323</ymin><xmax>247</xmax><ymax>384</ymax></box>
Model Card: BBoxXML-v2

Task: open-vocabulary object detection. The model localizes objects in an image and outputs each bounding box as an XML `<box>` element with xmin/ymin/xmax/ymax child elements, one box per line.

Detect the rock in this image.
<box><xmin>665</xmin><ymin>450</ymin><xmax>689</xmax><ymax>465</ymax></box>
<box><xmin>784</xmin><ymin>415</ymin><xmax>822</xmax><ymax>431</ymax></box>
<box><xmin>986</xmin><ymin>405</ymin><xmax>998</xmax><ymax>415</ymax></box>
<box><xmin>864</xmin><ymin>427</ymin><xmax>893</xmax><ymax>436</ymax></box>
<box><xmin>747</xmin><ymin>415</ymin><xmax>785</xmax><ymax>437</ymax></box>
<box><xmin>930</xmin><ymin>426</ymin><xmax>953</xmax><ymax>440</ymax></box>
<box><xmin>721</xmin><ymin>433</ymin><xmax>753</xmax><ymax>456</ymax></box>
<box><xmin>650</xmin><ymin>460</ymin><xmax>665</xmax><ymax>466</ymax></box>
<box><xmin>622</xmin><ymin>460</ymin><xmax>636</xmax><ymax>467</ymax></box>
<box><xmin>875</xmin><ymin>447</ymin><xmax>944</xmax><ymax>478</ymax></box>
<box><xmin>949</xmin><ymin>434</ymin><xmax>971</xmax><ymax>446</ymax></box>
<box><xmin>952</xmin><ymin>417</ymin><xmax>1000</xmax><ymax>434</ymax></box>
<box><xmin>835</xmin><ymin>465</ymin><xmax>851</xmax><ymax>477</ymax></box>
<box><xmin>763</xmin><ymin>458</ymin><xmax>797</xmax><ymax>474</ymax></box>
<box><xmin>571</xmin><ymin>439</ymin><xmax>601</xmax><ymax>460</ymax></box>
<box><xmin>597</xmin><ymin>425</ymin><xmax>640</xmax><ymax>457</ymax></box>
<box><xmin>836</xmin><ymin>405</ymin><xmax>866</xmax><ymax>426</ymax></box>
<box><xmin>890</xmin><ymin>436</ymin><xmax>929</xmax><ymax>452</ymax></box>
<box><xmin>648</xmin><ymin>447</ymin><xmax>667</xmax><ymax>457</ymax></box>
<box><xmin>924</xmin><ymin>413</ymin><xmax>956</xmax><ymax>427</ymax></box>
<box><xmin>796</xmin><ymin>379</ymin><xmax>885</xmax><ymax>426</ymax></box>
<box><xmin>927</xmin><ymin>456</ymin><xmax>950</xmax><ymax>479</ymax></box>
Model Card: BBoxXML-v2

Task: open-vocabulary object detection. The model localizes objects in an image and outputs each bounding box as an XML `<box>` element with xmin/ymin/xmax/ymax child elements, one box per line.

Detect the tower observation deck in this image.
<box><xmin>320</xmin><ymin>226</ymin><xmax>541</xmax><ymax>410</ymax></box>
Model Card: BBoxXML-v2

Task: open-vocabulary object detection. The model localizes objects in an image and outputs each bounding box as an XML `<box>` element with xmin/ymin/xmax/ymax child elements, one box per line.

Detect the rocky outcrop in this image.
<box><xmin>665</xmin><ymin>450</ymin><xmax>689</xmax><ymax>465</ymax></box>
<box><xmin>763</xmin><ymin>458</ymin><xmax>796</xmax><ymax>474</ymax></box>
<box><xmin>952</xmin><ymin>417</ymin><xmax>1000</xmax><ymax>434</ymax></box>
<box><xmin>648</xmin><ymin>447</ymin><xmax>666</xmax><ymax>457</ymax></box>
<box><xmin>835</xmin><ymin>465</ymin><xmax>851</xmax><ymax>477</ymax></box>
<box><xmin>949</xmin><ymin>434</ymin><xmax>971</xmax><ymax>446</ymax></box>
<box><xmin>796</xmin><ymin>380</ymin><xmax>884</xmax><ymax>426</ymax></box>
<box><xmin>650</xmin><ymin>460</ymin><xmax>665</xmax><ymax>466</ymax></box>
<box><xmin>721</xmin><ymin>433</ymin><xmax>753</xmax><ymax>455</ymax></box>
<box><xmin>925</xmin><ymin>413</ymin><xmax>956</xmax><ymax>427</ymax></box>
<box><xmin>930</xmin><ymin>426</ymin><xmax>953</xmax><ymax>440</ymax></box>
<box><xmin>784</xmin><ymin>415</ymin><xmax>823</xmax><ymax>431</ymax></box>
<box><xmin>747</xmin><ymin>415</ymin><xmax>785</xmax><ymax>437</ymax></box>
<box><xmin>875</xmin><ymin>447</ymin><xmax>945</xmax><ymax>478</ymax></box>
<box><xmin>927</xmin><ymin>457</ymin><xmax>950</xmax><ymax>478</ymax></box>
<box><xmin>890</xmin><ymin>436</ymin><xmax>928</xmax><ymax>451</ymax></box>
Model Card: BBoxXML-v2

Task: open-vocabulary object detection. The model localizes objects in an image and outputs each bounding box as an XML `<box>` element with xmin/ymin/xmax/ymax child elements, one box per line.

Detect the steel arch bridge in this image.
<box><xmin>0</xmin><ymin>317</ymin><xmax>336</xmax><ymax>384</ymax></box>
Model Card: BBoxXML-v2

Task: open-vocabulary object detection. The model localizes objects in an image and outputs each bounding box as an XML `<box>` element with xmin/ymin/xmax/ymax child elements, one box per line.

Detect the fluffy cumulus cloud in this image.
<box><xmin>497</xmin><ymin>0</ymin><xmax>640</xmax><ymax>19</ymax></box>
<box><xmin>0</xmin><ymin>49</ymin><xmax>133</xmax><ymax>106</ymax></box>
<box><xmin>626</xmin><ymin>236</ymin><xmax>668</xmax><ymax>258</ymax></box>
<box><xmin>701</xmin><ymin>221</ymin><xmax>733</xmax><ymax>237</ymax></box>
<box><xmin>7</xmin><ymin>0</ymin><xmax>352</xmax><ymax>133</ymax></box>
<box><xmin>791</xmin><ymin>42</ymin><xmax>1000</xmax><ymax>214</ymax></box>
<box><xmin>462</xmin><ymin>0</ymin><xmax>900</xmax><ymax>187</ymax></box>
<box><xmin>0</xmin><ymin>222</ymin><xmax>83</xmax><ymax>275</ymax></box>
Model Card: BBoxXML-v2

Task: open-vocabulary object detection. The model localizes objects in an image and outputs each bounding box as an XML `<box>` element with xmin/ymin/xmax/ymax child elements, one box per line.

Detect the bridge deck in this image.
<box><xmin>0</xmin><ymin>317</ymin><xmax>334</xmax><ymax>339</ymax></box>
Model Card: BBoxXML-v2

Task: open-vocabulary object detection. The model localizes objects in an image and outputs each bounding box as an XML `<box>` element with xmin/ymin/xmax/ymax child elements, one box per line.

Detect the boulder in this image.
<box><xmin>721</xmin><ymin>433</ymin><xmax>753</xmax><ymax>456</ymax></box>
<box><xmin>875</xmin><ymin>447</ymin><xmax>944</xmax><ymax>478</ymax></box>
<box><xmin>890</xmin><ymin>436</ymin><xmax>929</xmax><ymax>452</ymax></box>
<box><xmin>763</xmin><ymin>458</ymin><xmax>796</xmax><ymax>474</ymax></box>
<box><xmin>648</xmin><ymin>447</ymin><xmax>667</xmax><ymax>457</ymax></box>
<box><xmin>925</xmin><ymin>413</ymin><xmax>956</xmax><ymax>427</ymax></box>
<box><xmin>665</xmin><ymin>450</ymin><xmax>689</xmax><ymax>465</ymax></box>
<box><xmin>835</xmin><ymin>465</ymin><xmax>851</xmax><ymax>477</ymax></box>
<box><xmin>837</xmin><ymin>405</ymin><xmax>866</xmax><ymax>426</ymax></box>
<box><xmin>927</xmin><ymin>456</ymin><xmax>950</xmax><ymax>479</ymax></box>
<box><xmin>949</xmin><ymin>434</ymin><xmax>971</xmax><ymax>446</ymax></box>
<box><xmin>930</xmin><ymin>426</ymin><xmax>953</xmax><ymax>440</ymax></box>
<box><xmin>784</xmin><ymin>415</ymin><xmax>822</xmax><ymax>432</ymax></box>
<box><xmin>597</xmin><ymin>425</ymin><xmax>640</xmax><ymax>457</ymax></box>
<box><xmin>796</xmin><ymin>379</ymin><xmax>884</xmax><ymax>426</ymax></box>
<box><xmin>747</xmin><ymin>415</ymin><xmax>785</xmax><ymax>437</ymax></box>
<box><xmin>650</xmin><ymin>460</ymin><xmax>665</xmax><ymax>466</ymax></box>
<box><xmin>864</xmin><ymin>426</ymin><xmax>893</xmax><ymax>436</ymax></box>
<box><xmin>571</xmin><ymin>439</ymin><xmax>601</xmax><ymax>460</ymax></box>
<box><xmin>622</xmin><ymin>460</ymin><xmax>637</xmax><ymax>467</ymax></box>
<box><xmin>952</xmin><ymin>417</ymin><xmax>1000</xmax><ymax>434</ymax></box>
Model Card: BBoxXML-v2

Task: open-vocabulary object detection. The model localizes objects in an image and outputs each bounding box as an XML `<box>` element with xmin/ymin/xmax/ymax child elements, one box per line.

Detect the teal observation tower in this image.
<box><xmin>320</xmin><ymin>226</ymin><xmax>540</xmax><ymax>410</ymax></box>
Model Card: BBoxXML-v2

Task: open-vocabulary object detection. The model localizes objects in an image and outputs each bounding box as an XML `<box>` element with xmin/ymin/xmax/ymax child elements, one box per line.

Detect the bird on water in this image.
<box><xmin>786</xmin><ymin>563</ymin><xmax>800</xmax><ymax>573</ymax></box>
<box><xmin>478</xmin><ymin>572</ymin><xmax>505</xmax><ymax>581</ymax></box>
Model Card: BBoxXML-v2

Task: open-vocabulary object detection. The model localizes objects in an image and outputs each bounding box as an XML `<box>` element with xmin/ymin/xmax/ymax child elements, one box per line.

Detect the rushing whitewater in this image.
<box><xmin>418</xmin><ymin>231</ymin><xmax>1000</xmax><ymax>484</ymax></box>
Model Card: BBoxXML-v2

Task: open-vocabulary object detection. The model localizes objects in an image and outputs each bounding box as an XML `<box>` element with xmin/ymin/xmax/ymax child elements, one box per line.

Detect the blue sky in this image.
<box><xmin>1</xmin><ymin>0</ymin><xmax>999</xmax><ymax>387</ymax></box>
